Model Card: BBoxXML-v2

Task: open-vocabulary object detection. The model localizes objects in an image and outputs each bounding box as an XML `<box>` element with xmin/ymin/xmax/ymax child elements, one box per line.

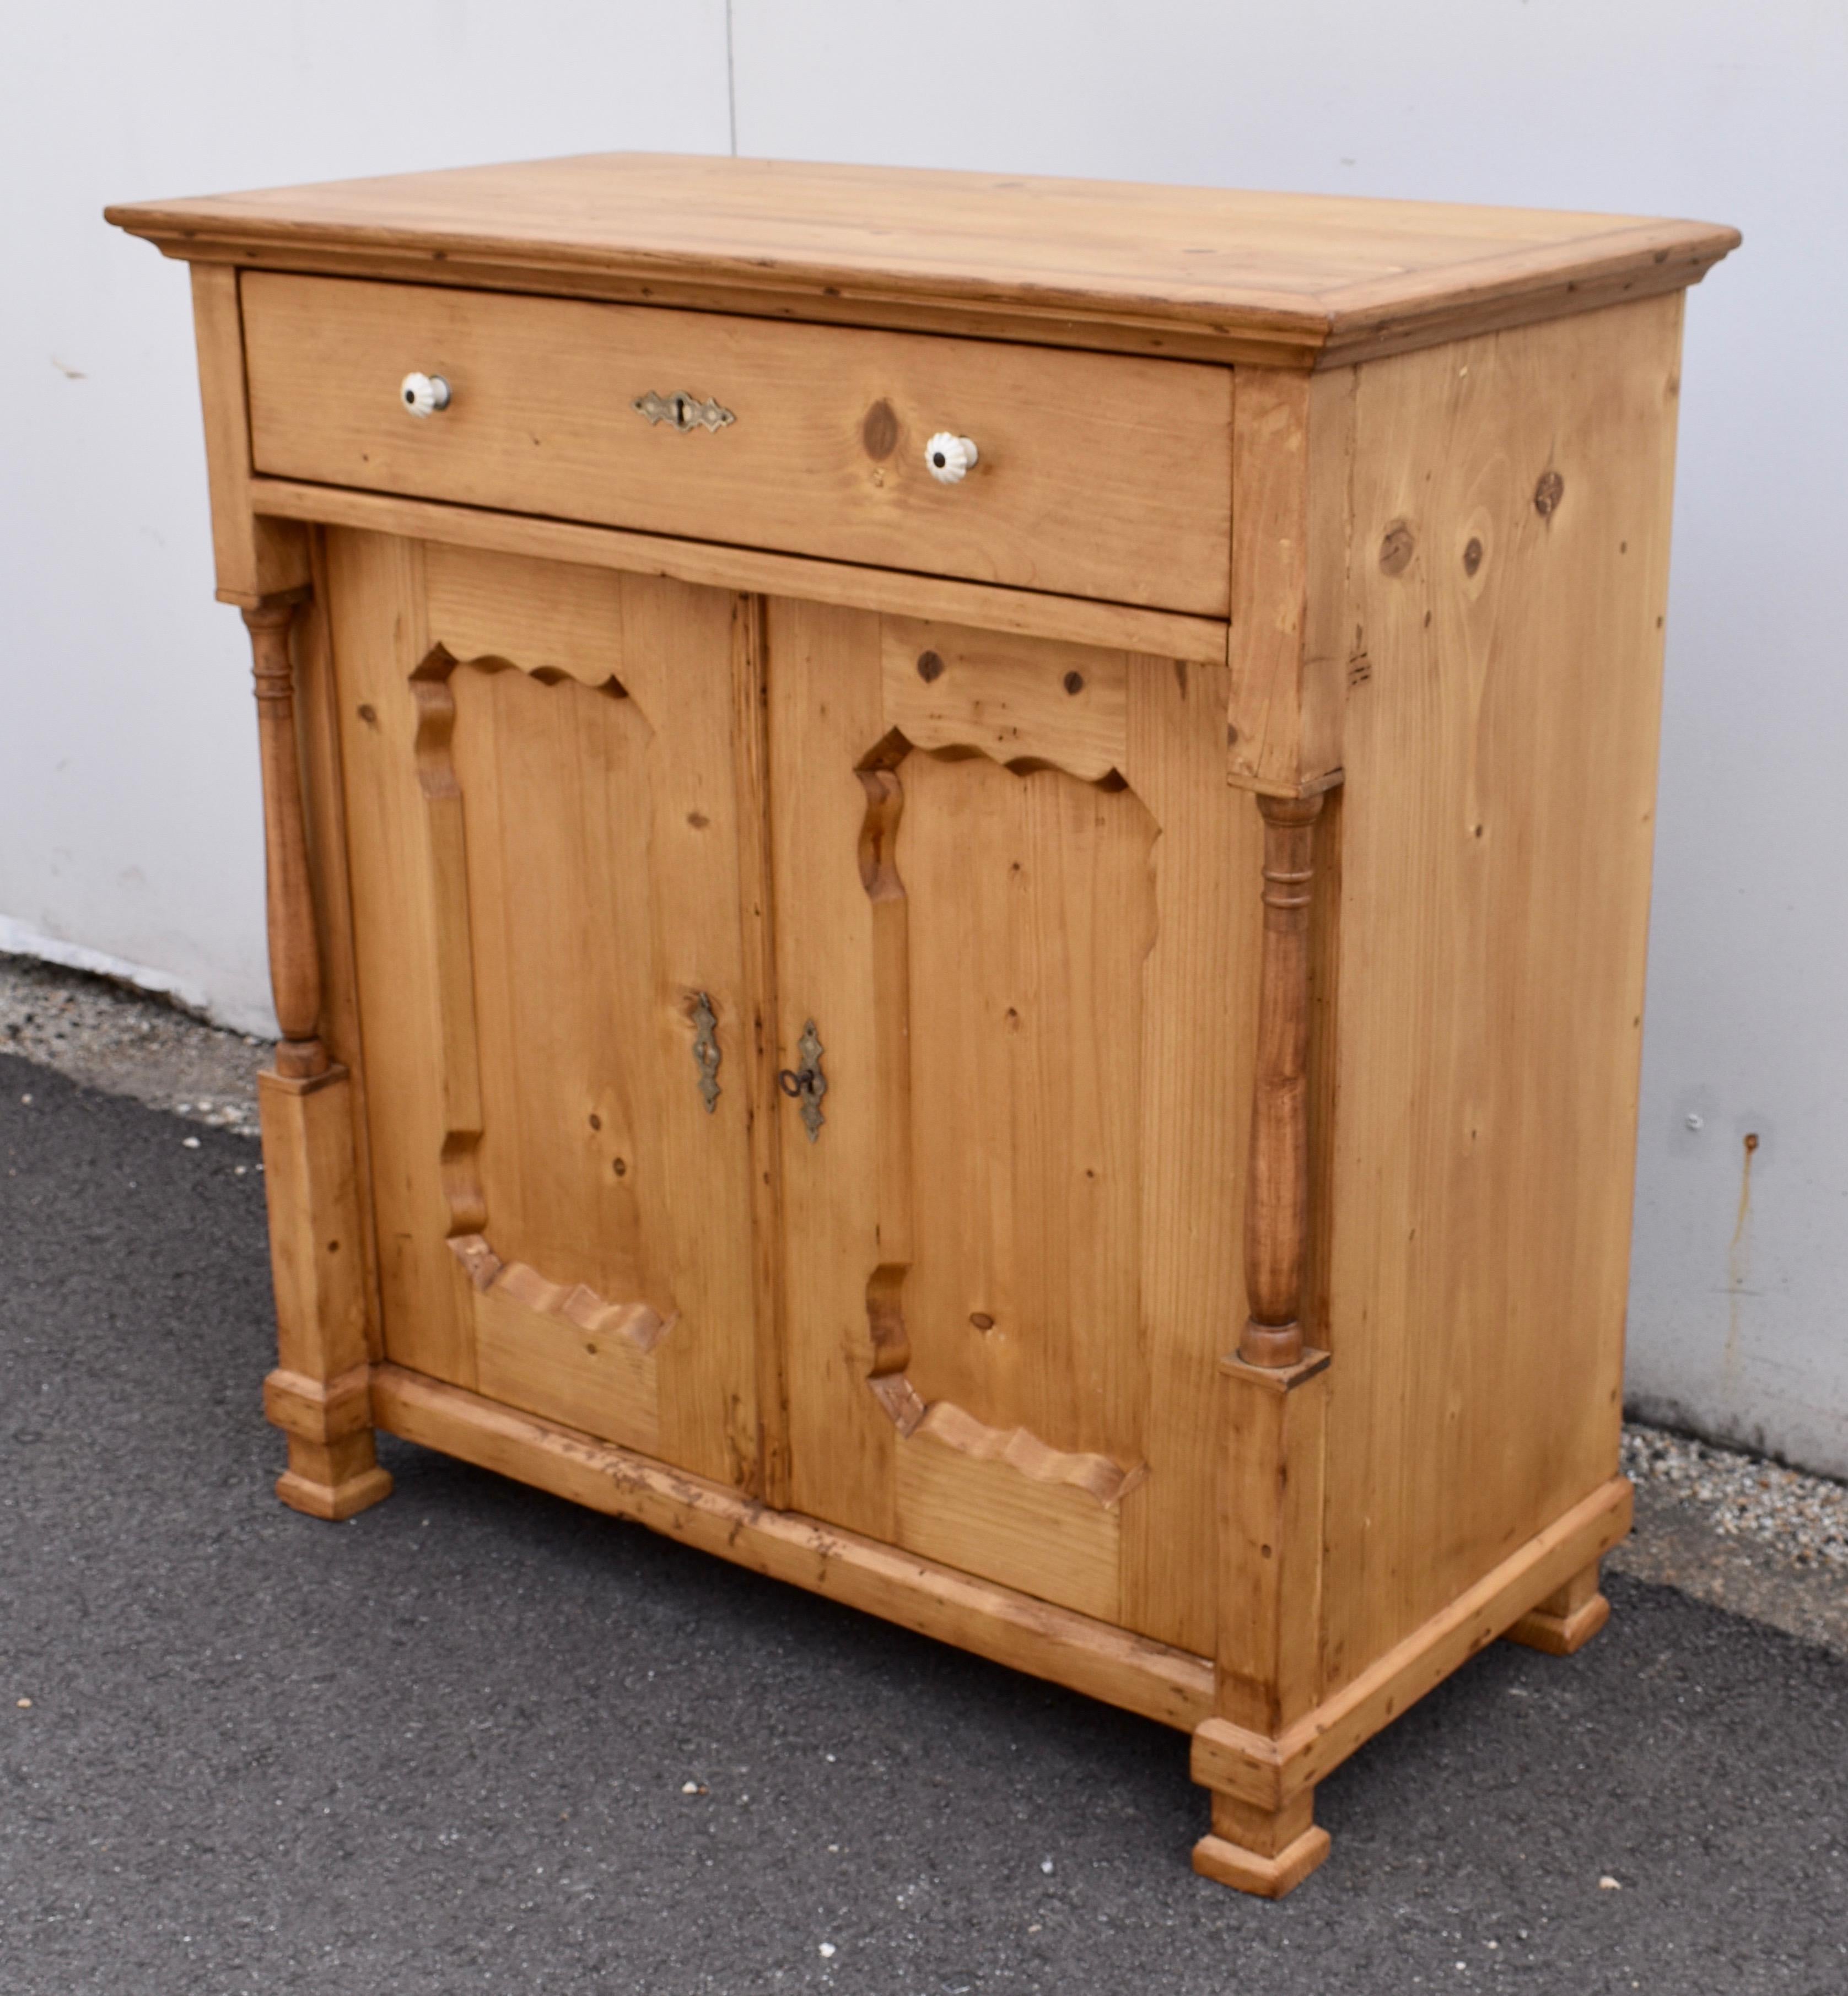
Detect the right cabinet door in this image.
<box><xmin>766</xmin><ymin>600</ymin><xmax>1260</xmax><ymax>1652</ymax></box>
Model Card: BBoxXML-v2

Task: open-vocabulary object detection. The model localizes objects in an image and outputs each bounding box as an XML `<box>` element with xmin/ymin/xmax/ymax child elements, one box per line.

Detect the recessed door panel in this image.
<box><xmin>328</xmin><ymin>531</ymin><xmax>762</xmax><ymax>1487</ymax></box>
<box><xmin>768</xmin><ymin>605</ymin><xmax>1261</xmax><ymax>1648</ymax></box>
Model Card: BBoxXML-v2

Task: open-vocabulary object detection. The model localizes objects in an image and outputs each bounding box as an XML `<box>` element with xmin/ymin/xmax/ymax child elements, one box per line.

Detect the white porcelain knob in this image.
<box><xmin>399</xmin><ymin>371</ymin><xmax>451</xmax><ymax>419</ymax></box>
<box><xmin>925</xmin><ymin>432</ymin><xmax>979</xmax><ymax>484</ymax></box>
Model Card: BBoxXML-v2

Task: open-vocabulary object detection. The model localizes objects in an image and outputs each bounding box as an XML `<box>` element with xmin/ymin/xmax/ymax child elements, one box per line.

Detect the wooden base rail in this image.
<box><xmin>369</xmin><ymin>1363</ymin><xmax>1216</xmax><ymax>1731</ymax></box>
<box><xmin>369</xmin><ymin>1364</ymin><xmax>1630</xmax><ymax>1826</ymax></box>
<box><xmin>1192</xmin><ymin>1474</ymin><xmax>1633</xmax><ymax>1812</ymax></box>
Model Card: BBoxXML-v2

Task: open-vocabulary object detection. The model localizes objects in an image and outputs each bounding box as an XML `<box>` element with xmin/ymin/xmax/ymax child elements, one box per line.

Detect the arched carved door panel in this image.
<box><xmin>768</xmin><ymin>605</ymin><xmax>1261</xmax><ymax>1650</ymax></box>
<box><xmin>327</xmin><ymin>531</ymin><xmax>764</xmax><ymax>1488</ymax></box>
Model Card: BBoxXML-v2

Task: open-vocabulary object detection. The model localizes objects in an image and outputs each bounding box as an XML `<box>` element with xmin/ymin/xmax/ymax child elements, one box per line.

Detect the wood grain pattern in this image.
<box><xmin>112</xmin><ymin>155</ymin><xmax>1738</xmax><ymax>369</ymax></box>
<box><xmin>895</xmin><ymin>1422</ymin><xmax>1127</xmax><ymax>1625</ymax></box>
<box><xmin>258</xmin><ymin>1067</ymin><xmax>391</xmax><ymax>1519</ymax></box>
<box><xmin>466</xmin><ymin>1239</ymin><xmax>662</xmax><ymax>1458</ymax></box>
<box><xmin>328</xmin><ymin>531</ymin><xmax>762</xmax><ymax>1477</ymax></box>
<box><xmin>292</xmin><ymin>536</ymin><xmax>385</xmax><ymax>1361</ymax></box>
<box><xmin>1192</xmin><ymin>1475</ymin><xmax>1633</xmax><ymax>1810</ymax></box>
<box><xmin>240</xmin><ymin>272</ymin><xmax>1232</xmax><ymax>616</ymax></box>
<box><xmin>1214</xmin><ymin>1352</ymin><xmax>1330</xmax><ymax>1736</ymax></box>
<box><xmin>881</xmin><ymin>618</ymin><xmax>1127</xmax><ymax>779</ymax></box>
<box><xmin>1193</xmin><ymin>1799</ymin><xmax>1329</xmax><ymax>1900</ymax></box>
<box><xmin>450</xmin><ymin>1233</ymin><xmax>674</xmax><ymax>1350</ymax></box>
<box><xmin>770</xmin><ymin>611</ymin><xmax>1252</xmax><ymax>1647</ymax></box>
<box><xmin>325</xmin><ymin>530</ymin><xmax>473</xmax><ymax>1387</ymax></box>
<box><xmin>731</xmin><ymin>594</ymin><xmax>791</xmax><ymax>1508</ymax></box>
<box><xmin>1504</xmin><ymin>1558</ymin><xmax>1610</xmax><ymax>1655</ymax></box>
<box><xmin>1240</xmin><ymin>794</ymin><xmax>1324</xmax><ymax>1368</ymax></box>
<box><xmin>187</xmin><ymin>262</ymin><xmax>309</xmax><ymax>604</ymax></box>
<box><xmin>1315</xmin><ymin>294</ymin><xmax>1683</xmax><ymax>1699</ymax></box>
<box><xmin>245</xmin><ymin>601</ymin><xmax>328</xmax><ymax>1079</ymax></box>
<box><xmin>1225</xmin><ymin>368</ymin><xmax>1351</xmax><ymax>795</ymax></box>
<box><xmin>249</xmin><ymin>477</ymin><xmax>1231</xmax><ymax>664</ymax></box>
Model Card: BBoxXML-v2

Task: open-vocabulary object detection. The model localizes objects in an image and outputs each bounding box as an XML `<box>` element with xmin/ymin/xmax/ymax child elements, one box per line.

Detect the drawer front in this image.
<box><xmin>241</xmin><ymin>273</ymin><xmax>1232</xmax><ymax>617</ymax></box>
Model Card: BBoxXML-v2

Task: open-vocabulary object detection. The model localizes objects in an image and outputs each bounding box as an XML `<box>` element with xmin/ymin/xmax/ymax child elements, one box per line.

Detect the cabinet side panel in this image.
<box><xmin>324</xmin><ymin>528</ymin><xmax>475</xmax><ymax>1386</ymax></box>
<box><xmin>1321</xmin><ymin>294</ymin><xmax>1682</xmax><ymax>1693</ymax></box>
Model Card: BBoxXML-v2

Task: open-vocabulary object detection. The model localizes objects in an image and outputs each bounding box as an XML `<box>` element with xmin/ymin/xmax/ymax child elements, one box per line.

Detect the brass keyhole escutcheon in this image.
<box><xmin>691</xmin><ymin>992</ymin><xmax>721</xmax><ymax>1112</ymax></box>
<box><xmin>777</xmin><ymin>1019</ymin><xmax>828</xmax><ymax>1142</ymax></box>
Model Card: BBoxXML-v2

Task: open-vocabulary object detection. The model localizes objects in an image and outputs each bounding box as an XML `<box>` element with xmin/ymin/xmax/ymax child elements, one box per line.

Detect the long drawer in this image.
<box><xmin>240</xmin><ymin>273</ymin><xmax>1233</xmax><ymax>617</ymax></box>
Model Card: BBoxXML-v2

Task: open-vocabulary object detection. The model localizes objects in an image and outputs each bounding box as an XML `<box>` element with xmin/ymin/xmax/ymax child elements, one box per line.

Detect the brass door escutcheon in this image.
<box><xmin>691</xmin><ymin>991</ymin><xmax>721</xmax><ymax>1112</ymax></box>
<box><xmin>778</xmin><ymin>1019</ymin><xmax>827</xmax><ymax>1142</ymax></box>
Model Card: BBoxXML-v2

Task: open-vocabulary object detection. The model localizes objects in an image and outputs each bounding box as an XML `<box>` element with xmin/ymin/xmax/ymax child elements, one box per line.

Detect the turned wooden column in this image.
<box><xmin>1240</xmin><ymin>792</ymin><xmax>1323</xmax><ymax>1368</ymax></box>
<box><xmin>243</xmin><ymin>600</ymin><xmax>327</xmax><ymax>1078</ymax></box>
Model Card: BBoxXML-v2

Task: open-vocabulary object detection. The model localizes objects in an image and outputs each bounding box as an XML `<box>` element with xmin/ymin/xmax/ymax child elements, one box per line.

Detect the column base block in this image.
<box><xmin>277</xmin><ymin>1465</ymin><xmax>395</xmax><ymax>1521</ymax></box>
<box><xmin>1505</xmin><ymin>1589</ymin><xmax>1610</xmax><ymax>1657</ymax></box>
<box><xmin>1192</xmin><ymin>1824</ymin><xmax>1331</xmax><ymax>1899</ymax></box>
<box><xmin>275</xmin><ymin>1432</ymin><xmax>394</xmax><ymax>1521</ymax></box>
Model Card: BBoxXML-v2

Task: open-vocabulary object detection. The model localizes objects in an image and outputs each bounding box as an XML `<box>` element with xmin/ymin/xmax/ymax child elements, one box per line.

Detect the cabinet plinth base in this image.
<box><xmin>275</xmin><ymin>1433</ymin><xmax>394</xmax><ymax>1521</ymax></box>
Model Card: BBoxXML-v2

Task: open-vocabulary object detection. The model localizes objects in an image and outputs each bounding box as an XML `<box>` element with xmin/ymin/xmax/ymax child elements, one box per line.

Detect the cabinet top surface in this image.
<box><xmin>107</xmin><ymin>152</ymin><xmax>1737</xmax><ymax>364</ymax></box>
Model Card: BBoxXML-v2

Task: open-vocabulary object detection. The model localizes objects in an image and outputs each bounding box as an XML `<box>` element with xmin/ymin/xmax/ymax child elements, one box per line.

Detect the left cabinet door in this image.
<box><xmin>326</xmin><ymin>529</ymin><xmax>767</xmax><ymax>1491</ymax></box>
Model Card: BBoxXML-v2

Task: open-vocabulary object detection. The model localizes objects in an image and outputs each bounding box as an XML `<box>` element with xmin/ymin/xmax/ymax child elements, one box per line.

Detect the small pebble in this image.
<box><xmin>181</xmin><ymin>1136</ymin><xmax>201</xmax><ymax>1150</ymax></box>
<box><xmin>16</xmin><ymin>1698</ymin><xmax>31</xmax><ymax>1709</ymax></box>
<box><xmin>1623</xmin><ymin>1426</ymin><xmax>1848</xmax><ymax>1568</ymax></box>
<box><xmin>818</xmin><ymin>1943</ymin><xmax>836</xmax><ymax>1959</ymax></box>
<box><xmin>1599</xmin><ymin>1875</ymin><xmax>1621</xmax><ymax>1891</ymax></box>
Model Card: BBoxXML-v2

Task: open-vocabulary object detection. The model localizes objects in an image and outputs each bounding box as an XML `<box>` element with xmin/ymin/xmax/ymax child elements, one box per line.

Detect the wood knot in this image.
<box><xmin>1062</xmin><ymin>671</ymin><xmax>1085</xmax><ymax>695</ymax></box>
<box><xmin>916</xmin><ymin>650</ymin><xmax>945</xmax><ymax>683</ymax></box>
<box><xmin>861</xmin><ymin>398</ymin><xmax>899</xmax><ymax>461</ymax></box>
<box><xmin>1379</xmin><ymin>520</ymin><xmax>1415</xmax><ymax>575</ymax></box>
<box><xmin>1534</xmin><ymin>470</ymin><xmax>1565</xmax><ymax>519</ymax></box>
<box><xmin>1463</xmin><ymin>537</ymin><xmax>1484</xmax><ymax>577</ymax></box>
<box><xmin>969</xmin><ymin>1312</ymin><xmax>995</xmax><ymax>1331</ymax></box>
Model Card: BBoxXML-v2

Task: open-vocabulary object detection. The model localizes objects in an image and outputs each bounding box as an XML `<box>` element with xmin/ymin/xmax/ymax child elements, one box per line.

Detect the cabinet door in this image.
<box><xmin>328</xmin><ymin>530</ymin><xmax>765</xmax><ymax>1490</ymax></box>
<box><xmin>767</xmin><ymin>602</ymin><xmax>1261</xmax><ymax>1651</ymax></box>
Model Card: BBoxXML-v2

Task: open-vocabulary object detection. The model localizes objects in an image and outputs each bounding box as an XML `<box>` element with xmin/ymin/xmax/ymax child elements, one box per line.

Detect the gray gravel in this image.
<box><xmin>0</xmin><ymin>951</ymin><xmax>268</xmax><ymax>1135</ymax></box>
<box><xmin>1622</xmin><ymin>1427</ymin><xmax>1848</xmax><ymax>1569</ymax></box>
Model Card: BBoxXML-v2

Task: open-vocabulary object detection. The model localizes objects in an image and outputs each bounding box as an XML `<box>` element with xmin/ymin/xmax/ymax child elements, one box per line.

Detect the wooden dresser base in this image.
<box><xmin>359</xmin><ymin>1362</ymin><xmax>1629</xmax><ymax>1894</ymax></box>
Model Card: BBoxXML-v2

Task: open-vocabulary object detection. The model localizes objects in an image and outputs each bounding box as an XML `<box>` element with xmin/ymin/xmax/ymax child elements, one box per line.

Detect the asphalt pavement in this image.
<box><xmin>3</xmin><ymin>1060</ymin><xmax>1845</xmax><ymax>1995</ymax></box>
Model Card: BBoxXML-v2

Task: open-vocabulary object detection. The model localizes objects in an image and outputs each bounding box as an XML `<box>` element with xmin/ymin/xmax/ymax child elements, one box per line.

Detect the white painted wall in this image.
<box><xmin>0</xmin><ymin>2</ymin><xmax>732</xmax><ymax>1030</ymax></box>
<box><xmin>6</xmin><ymin>3</ymin><xmax>1844</xmax><ymax>1474</ymax></box>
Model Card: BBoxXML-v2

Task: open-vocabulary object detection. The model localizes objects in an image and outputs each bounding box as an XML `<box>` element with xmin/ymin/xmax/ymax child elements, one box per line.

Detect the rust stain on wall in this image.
<box><xmin>1723</xmin><ymin>1131</ymin><xmax>1760</xmax><ymax>1374</ymax></box>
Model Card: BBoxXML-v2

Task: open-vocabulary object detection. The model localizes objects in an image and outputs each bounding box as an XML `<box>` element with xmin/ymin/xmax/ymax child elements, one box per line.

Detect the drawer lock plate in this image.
<box><xmin>634</xmin><ymin>389</ymin><xmax>736</xmax><ymax>434</ymax></box>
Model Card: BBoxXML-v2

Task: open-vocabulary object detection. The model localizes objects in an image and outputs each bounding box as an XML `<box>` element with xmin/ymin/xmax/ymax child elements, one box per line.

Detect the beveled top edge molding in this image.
<box><xmin>106</xmin><ymin>154</ymin><xmax>1739</xmax><ymax>372</ymax></box>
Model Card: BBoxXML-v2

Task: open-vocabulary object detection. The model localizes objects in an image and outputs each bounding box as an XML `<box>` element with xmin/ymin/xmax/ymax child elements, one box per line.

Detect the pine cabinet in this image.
<box><xmin>109</xmin><ymin>157</ymin><xmax>1736</xmax><ymax>1897</ymax></box>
